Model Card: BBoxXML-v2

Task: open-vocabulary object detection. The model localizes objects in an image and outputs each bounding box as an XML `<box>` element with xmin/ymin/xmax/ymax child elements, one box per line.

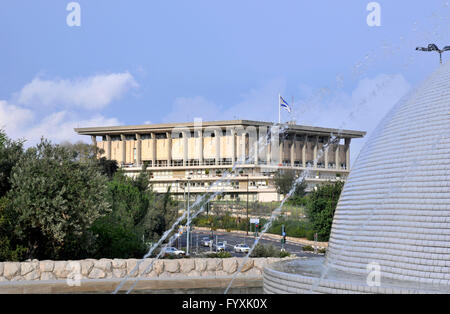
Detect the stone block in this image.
<box><xmin>53</xmin><ymin>261</ymin><xmax>69</xmax><ymax>279</ymax></box>
<box><xmin>80</xmin><ymin>260</ymin><xmax>94</xmax><ymax>276</ymax></box>
<box><xmin>195</xmin><ymin>258</ymin><xmax>207</xmax><ymax>272</ymax></box>
<box><xmin>223</xmin><ymin>258</ymin><xmax>238</xmax><ymax>274</ymax></box>
<box><xmin>88</xmin><ymin>268</ymin><xmax>106</xmax><ymax>279</ymax></box>
<box><xmin>180</xmin><ymin>259</ymin><xmax>195</xmax><ymax>273</ymax></box>
<box><xmin>240</xmin><ymin>260</ymin><xmax>254</xmax><ymax>273</ymax></box>
<box><xmin>112</xmin><ymin>268</ymin><xmax>127</xmax><ymax>278</ymax></box>
<box><xmin>164</xmin><ymin>260</ymin><xmax>180</xmax><ymax>273</ymax></box>
<box><xmin>3</xmin><ymin>262</ymin><xmax>20</xmax><ymax>280</ymax></box>
<box><xmin>206</xmin><ymin>258</ymin><xmax>222</xmax><ymax>271</ymax></box>
<box><xmin>24</xmin><ymin>270</ymin><xmax>40</xmax><ymax>280</ymax></box>
<box><xmin>153</xmin><ymin>260</ymin><xmax>164</xmax><ymax>275</ymax></box>
<box><xmin>138</xmin><ymin>259</ymin><xmax>153</xmax><ymax>276</ymax></box>
<box><xmin>94</xmin><ymin>259</ymin><xmax>112</xmax><ymax>272</ymax></box>
<box><xmin>112</xmin><ymin>259</ymin><xmax>126</xmax><ymax>269</ymax></box>
<box><xmin>253</xmin><ymin>258</ymin><xmax>268</xmax><ymax>270</ymax></box>
<box><xmin>40</xmin><ymin>272</ymin><xmax>56</xmax><ymax>281</ymax></box>
<box><xmin>21</xmin><ymin>261</ymin><xmax>38</xmax><ymax>276</ymax></box>
<box><xmin>39</xmin><ymin>261</ymin><xmax>54</xmax><ymax>273</ymax></box>
<box><xmin>126</xmin><ymin>259</ymin><xmax>139</xmax><ymax>277</ymax></box>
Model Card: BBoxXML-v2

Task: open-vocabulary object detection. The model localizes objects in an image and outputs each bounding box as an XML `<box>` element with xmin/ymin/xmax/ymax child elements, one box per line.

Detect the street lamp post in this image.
<box><xmin>186</xmin><ymin>177</ymin><xmax>191</xmax><ymax>256</ymax></box>
<box><xmin>416</xmin><ymin>44</ymin><xmax>450</xmax><ymax>64</ymax></box>
<box><xmin>243</xmin><ymin>174</ymin><xmax>249</xmax><ymax>236</ymax></box>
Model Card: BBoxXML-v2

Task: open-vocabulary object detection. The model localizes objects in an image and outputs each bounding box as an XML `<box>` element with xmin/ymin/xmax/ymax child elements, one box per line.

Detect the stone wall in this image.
<box><xmin>0</xmin><ymin>257</ymin><xmax>292</xmax><ymax>282</ymax></box>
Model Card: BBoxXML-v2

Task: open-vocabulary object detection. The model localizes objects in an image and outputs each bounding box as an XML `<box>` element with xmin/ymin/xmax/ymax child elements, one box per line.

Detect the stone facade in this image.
<box><xmin>75</xmin><ymin>120</ymin><xmax>365</xmax><ymax>201</ymax></box>
<box><xmin>0</xmin><ymin>257</ymin><xmax>291</xmax><ymax>282</ymax></box>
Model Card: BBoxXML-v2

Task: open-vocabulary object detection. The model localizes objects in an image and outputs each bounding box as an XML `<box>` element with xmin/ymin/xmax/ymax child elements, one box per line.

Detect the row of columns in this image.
<box><xmin>93</xmin><ymin>132</ymin><xmax>351</xmax><ymax>170</ymax></box>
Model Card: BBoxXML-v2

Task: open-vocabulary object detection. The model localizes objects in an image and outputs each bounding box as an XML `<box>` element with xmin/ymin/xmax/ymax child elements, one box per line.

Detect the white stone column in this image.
<box><xmin>215</xmin><ymin>129</ymin><xmax>221</xmax><ymax>165</ymax></box>
<box><xmin>151</xmin><ymin>133</ymin><xmax>156</xmax><ymax>167</ymax></box>
<box><xmin>166</xmin><ymin>132</ymin><xmax>172</xmax><ymax>167</ymax></box>
<box><xmin>279</xmin><ymin>136</ymin><xmax>284</xmax><ymax>166</ymax></box>
<box><xmin>120</xmin><ymin>134</ymin><xmax>126</xmax><ymax>165</ymax></box>
<box><xmin>335</xmin><ymin>139</ymin><xmax>340</xmax><ymax>170</ymax></box>
<box><xmin>254</xmin><ymin>131</ymin><xmax>259</xmax><ymax>165</ymax></box>
<box><xmin>324</xmin><ymin>136</ymin><xmax>329</xmax><ymax>169</ymax></box>
<box><xmin>313</xmin><ymin>136</ymin><xmax>318</xmax><ymax>168</ymax></box>
<box><xmin>183</xmin><ymin>131</ymin><xmax>188</xmax><ymax>166</ymax></box>
<box><xmin>106</xmin><ymin>135</ymin><xmax>112</xmax><ymax>160</ymax></box>
<box><xmin>345</xmin><ymin>138</ymin><xmax>351</xmax><ymax>170</ymax></box>
<box><xmin>198</xmin><ymin>130</ymin><xmax>203</xmax><ymax>165</ymax></box>
<box><xmin>231</xmin><ymin>129</ymin><xmax>236</xmax><ymax>166</ymax></box>
<box><xmin>91</xmin><ymin>135</ymin><xmax>97</xmax><ymax>147</ymax></box>
<box><xmin>241</xmin><ymin>133</ymin><xmax>246</xmax><ymax>163</ymax></box>
<box><xmin>302</xmin><ymin>135</ymin><xmax>307</xmax><ymax>167</ymax></box>
<box><xmin>290</xmin><ymin>134</ymin><xmax>295</xmax><ymax>167</ymax></box>
<box><xmin>136</xmin><ymin>133</ymin><xmax>142</xmax><ymax>166</ymax></box>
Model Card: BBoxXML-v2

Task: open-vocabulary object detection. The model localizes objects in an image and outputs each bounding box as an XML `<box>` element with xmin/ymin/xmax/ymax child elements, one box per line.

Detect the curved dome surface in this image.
<box><xmin>327</xmin><ymin>61</ymin><xmax>450</xmax><ymax>285</ymax></box>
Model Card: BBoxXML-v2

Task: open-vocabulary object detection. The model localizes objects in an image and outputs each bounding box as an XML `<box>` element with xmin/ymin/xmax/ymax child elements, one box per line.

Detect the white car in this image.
<box><xmin>163</xmin><ymin>247</ymin><xmax>185</xmax><ymax>257</ymax></box>
<box><xmin>201</xmin><ymin>237</ymin><xmax>213</xmax><ymax>247</ymax></box>
<box><xmin>234</xmin><ymin>244</ymin><xmax>250</xmax><ymax>253</ymax></box>
<box><xmin>214</xmin><ymin>242</ymin><xmax>226</xmax><ymax>252</ymax></box>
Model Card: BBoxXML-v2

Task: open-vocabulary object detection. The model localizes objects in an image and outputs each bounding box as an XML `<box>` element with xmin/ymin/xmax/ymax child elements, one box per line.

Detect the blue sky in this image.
<box><xmin>1</xmin><ymin>0</ymin><xmax>450</xmax><ymax>161</ymax></box>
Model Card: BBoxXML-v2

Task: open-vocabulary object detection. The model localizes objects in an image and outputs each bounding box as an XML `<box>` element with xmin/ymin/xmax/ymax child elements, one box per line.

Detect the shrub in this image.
<box><xmin>279</xmin><ymin>250</ymin><xmax>291</xmax><ymax>258</ymax></box>
<box><xmin>250</xmin><ymin>244</ymin><xmax>280</xmax><ymax>258</ymax></box>
<box><xmin>204</xmin><ymin>251</ymin><xmax>232</xmax><ymax>258</ymax></box>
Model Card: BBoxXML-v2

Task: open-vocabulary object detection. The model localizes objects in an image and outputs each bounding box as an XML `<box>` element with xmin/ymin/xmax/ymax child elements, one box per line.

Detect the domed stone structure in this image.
<box><xmin>264</xmin><ymin>62</ymin><xmax>450</xmax><ymax>293</ymax></box>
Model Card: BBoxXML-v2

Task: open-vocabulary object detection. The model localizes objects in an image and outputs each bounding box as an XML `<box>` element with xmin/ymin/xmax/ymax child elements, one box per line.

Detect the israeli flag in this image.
<box><xmin>279</xmin><ymin>96</ymin><xmax>291</xmax><ymax>113</ymax></box>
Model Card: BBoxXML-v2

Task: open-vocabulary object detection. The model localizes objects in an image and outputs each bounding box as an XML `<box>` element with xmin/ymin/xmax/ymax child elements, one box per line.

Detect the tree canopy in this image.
<box><xmin>305</xmin><ymin>181</ymin><xmax>344</xmax><ymax>241</ymax></box>
<box><xmin>6</xmin><ymin>139</ymin><xmax>111</xmax><ymax>260</ymax></box>
<box><xmin>0</xmin><ymin>131</ymin><xmax>179</xmax><ymax>261</ymax></box>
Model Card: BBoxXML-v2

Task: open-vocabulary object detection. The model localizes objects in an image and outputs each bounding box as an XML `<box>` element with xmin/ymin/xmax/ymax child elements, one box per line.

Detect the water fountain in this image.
<box><xmin>264</xmin><ymin>61</ymin><xmax>450</xmax><ymax>294</ymax></box>
<box><xmin>113</xmin><ymin>124</ymin><xmax>289</xmax><ymax>294</ymax></box>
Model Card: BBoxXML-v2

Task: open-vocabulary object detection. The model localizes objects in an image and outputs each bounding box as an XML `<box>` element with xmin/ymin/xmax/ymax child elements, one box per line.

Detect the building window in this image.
<box><xmin>155</xmin><ymin>133</ymin><xmax>167</xmax><ymax>139</ymax></box>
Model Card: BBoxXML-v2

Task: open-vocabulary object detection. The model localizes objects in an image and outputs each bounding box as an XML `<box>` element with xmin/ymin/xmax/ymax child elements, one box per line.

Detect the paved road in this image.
<box><xmin>175</xmin><ymin>229</ymin><xmax>313</xmax><ymax>257</ymax></box>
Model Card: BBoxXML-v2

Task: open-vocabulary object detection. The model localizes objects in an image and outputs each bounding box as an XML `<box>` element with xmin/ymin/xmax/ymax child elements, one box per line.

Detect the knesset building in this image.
<box><xmin>75</xmin><ymin>120</ymin><xmax>365</xmax><ymax>202</ymax></box>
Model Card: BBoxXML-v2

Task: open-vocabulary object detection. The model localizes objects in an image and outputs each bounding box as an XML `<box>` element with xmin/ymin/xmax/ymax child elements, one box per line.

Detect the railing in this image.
<box><xmin>122</xmin><ymin>161</ymin><xmax>348</xmax><ymax>171</ymax></box>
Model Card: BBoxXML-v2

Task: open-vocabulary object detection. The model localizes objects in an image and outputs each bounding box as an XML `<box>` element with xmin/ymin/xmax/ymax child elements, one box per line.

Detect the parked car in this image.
<box><xmin>214</xmin><ymin>242</ymin><xmax>226</xmax><ymax>252</ymax></box>
<box><xmin>234</xmin><ymin>244</ymin><xmax>250</xmax><ymax>253</ymax></box>
<box><xmin>201</xmin><ymin>237</ymin><xmax>213</xmax><ymax>247</ymax></box>
<box><xmin>162</xmin><ymin>247</ymin><xmax>185</xmax><ymax>257</ymax></box>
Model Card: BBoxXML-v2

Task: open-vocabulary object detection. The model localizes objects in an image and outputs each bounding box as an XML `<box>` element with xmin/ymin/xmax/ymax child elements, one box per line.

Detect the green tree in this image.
<box><xmin>305</xmin><ymin>181</ymin><xmax>344</xmax><ymax>241</ymax></box>
<box><xmin>91</xmin><ymin>171</ymin><xmax>149</xmax><ymax>258</ymax></box>
<box><xmin>97</xmin><ymin>157</ymin><xmax>119</xmax><ymax>179</ymax></box>
<box><xmin>6</xmin><ymin>139</ymin><xmax>111</xmax><ymax>260</ymax></box>
<box><xmin>273</xmin><ymin>169</ymin><xmax>307</xmax><ymax>198</ymax></box>
<box><xmin>140</xmin><ymin>186</ymin><xmax>178</xmax><ymax>243</ymax></box>
<box><xmin>91</xmin><ymin>171</ymin><xmax>178</xmax><ymax>258</ymax></box>
<box><xmin>0</xmin><ymin>130</ymin><xmax>24</xmax><ymax>198</ymax></box>
<box><xmin>0</xmin><ymin>197</ymin><xmax>27</xmax><ymax>261</ymax></box>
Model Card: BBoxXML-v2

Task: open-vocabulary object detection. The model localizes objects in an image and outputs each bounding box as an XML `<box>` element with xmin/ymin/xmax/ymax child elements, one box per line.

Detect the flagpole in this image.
<box><xmin>278</xmin><ymin>94</ymin><xmax>281</xmax><ymax>124</ymax></box>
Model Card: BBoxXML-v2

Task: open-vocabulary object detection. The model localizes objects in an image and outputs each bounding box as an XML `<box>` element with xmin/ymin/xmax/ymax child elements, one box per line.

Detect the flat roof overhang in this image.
<box><xmin>74</xmin><ymin>119</ymin><xmax>366</xmax><ymax>139</ymax></box>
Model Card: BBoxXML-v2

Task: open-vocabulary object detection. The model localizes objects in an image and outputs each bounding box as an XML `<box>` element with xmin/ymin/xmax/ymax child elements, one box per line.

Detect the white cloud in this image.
<box><xmin>16</xmin><ymin>72</ymin><xmax>138</xmax><ymax>110</ymax></box>
<box><xmin>21</xmin><ymin>112</ymin><xmax>121</xmax><ymax>145</ymax></box>
<box><xmin>0</xmin><ymin>72</ymin><xmax>135</xmax><ymax>146</ymax></box>
<box><xmin>0</xmin><ymin>99</ymin><xmax>121</xmax><ymax>146</ymax></box>
<box><xmin>0</xmin><ymin>100</ymin><xmax>34</xmax><ymax>139</ymax></box>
